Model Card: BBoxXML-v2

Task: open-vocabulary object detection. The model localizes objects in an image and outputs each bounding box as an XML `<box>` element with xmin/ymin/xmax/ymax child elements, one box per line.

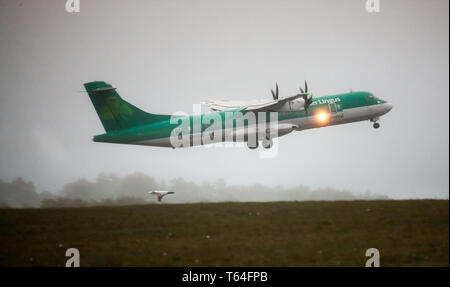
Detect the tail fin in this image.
<box><xmin>84</xmin><ymin>81</ymin><xmax>170</xmax><ymax>132</ymax></box>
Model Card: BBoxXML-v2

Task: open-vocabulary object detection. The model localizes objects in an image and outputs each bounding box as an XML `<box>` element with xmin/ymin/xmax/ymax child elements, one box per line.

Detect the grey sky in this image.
<box><xmin>0</xmin><ymin>0</ymin><xmax>448</xmax><ymax>199</ymax></box>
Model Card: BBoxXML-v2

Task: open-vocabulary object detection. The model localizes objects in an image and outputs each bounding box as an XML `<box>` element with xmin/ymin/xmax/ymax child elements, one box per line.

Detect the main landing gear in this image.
<box><xmin>247</xmin><ymin>130</ymin><xmax>275</xmax><ymax>149</ymax></box>
<box><xmin>247</xmin><ymin>139</ymin><xmax>274</xmax><ymax>149</ymax></box>
<box><xmin>262</xmin><ymin>128</ymin><xmax>274</xmax><ymax>149</ymax></box>
<box><xmin>262</xmin><ymin>138</ymin><xmax>273</xmax><ymax>149</ymax></box>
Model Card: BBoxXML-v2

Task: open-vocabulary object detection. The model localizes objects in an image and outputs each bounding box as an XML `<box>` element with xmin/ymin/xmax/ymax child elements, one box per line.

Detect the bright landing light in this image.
<box><xmin>316</xmin><ymin>111</ymin><xmax>329</xmax><ymax>124</ymax></box>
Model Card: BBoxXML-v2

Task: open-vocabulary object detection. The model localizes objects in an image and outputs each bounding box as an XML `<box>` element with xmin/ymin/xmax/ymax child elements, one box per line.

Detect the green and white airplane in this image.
<box><xmin>85</xmin><ymin>81</ymin><xmax>392</xmax><ymax>149</ymax></box>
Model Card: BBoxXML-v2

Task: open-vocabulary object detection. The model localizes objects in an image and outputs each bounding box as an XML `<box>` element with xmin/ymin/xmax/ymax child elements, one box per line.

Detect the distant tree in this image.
<box><xmin>0</xmin><ymin>202</ymin><xmax>11</xmax><ymax>209</ymax></box>
<box><xmin>39</xmin><ymin>190</ymin><xmax>55</xmax><ymax>200</ymax></box>
<box><xmin>118</xmin><ymin>173</ymin><xmax>157</xmax><ymax>199</ymax></box>
<box><xmin>3</xmin><ymin>173</ymin><xmax>391</xmax><ymax>208</ymax></box>
<box><xmin>0</xmin><ymin>177</ymin><xmax>40</xmax><ymax>207</ymax></box>
<box><xmin>96</xmin><ymin>173</ymin><xmax>121</xmax><ymax>200</ymax></box>
<box><xmin>61</xmin><ymin>179</ymin><xmax>96</xmax><ymax>201</ymax></box>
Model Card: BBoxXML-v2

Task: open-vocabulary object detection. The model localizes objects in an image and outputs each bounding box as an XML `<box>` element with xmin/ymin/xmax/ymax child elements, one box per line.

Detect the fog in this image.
<box><xmin>0</xmin><ymin>0</ymin><xmax>448</xmax><ymax>200</ymax></box>
<box><xmin>0</xmin><ymin>173</ymin><xmax>388</xmax><ymax>208</ymax></box>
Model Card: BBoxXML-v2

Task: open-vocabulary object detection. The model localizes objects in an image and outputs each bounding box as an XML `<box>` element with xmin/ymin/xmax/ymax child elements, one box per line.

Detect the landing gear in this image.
<box><xmin>261</xmin><ymin>128</ymin><xmax>274</xmax><ymax>149</ymax></box>
<box><xmin>262</xmin><ymin>138</ymin><xmax>273</xmax><ymax>149</ymax></box>
<box><xmin>370</xmin><ymin>118</ymin><xmax>380</xmax><ymax>129</ymax></box>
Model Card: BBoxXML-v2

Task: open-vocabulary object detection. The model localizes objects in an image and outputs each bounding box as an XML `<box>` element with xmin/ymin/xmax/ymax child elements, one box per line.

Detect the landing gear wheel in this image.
<box><xmin>262</xmin><ymin>138</ymin><xmax>273</xmax><ymax>149</ymax></box>
<box><xmin>373</xmin><ymin>122</ymin><xmax>380</xmax><ymax>129</ymax></box>
<box><xmin>247</xmin><ymin>140</ymin><xmax>259</xmax><ymax>149</ymax></box>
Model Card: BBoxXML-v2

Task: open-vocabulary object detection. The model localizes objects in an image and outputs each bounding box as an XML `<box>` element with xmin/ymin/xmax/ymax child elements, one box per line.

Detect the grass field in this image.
<box><xmin>0</xmin><ymin>200</ymin><xmax>448</xmax><ymax>266</ymax></box>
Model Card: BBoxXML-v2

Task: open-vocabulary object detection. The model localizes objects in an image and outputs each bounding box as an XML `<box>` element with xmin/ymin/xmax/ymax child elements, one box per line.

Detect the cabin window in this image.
<box><xmin>366</xmin><ymin>94</ymin><xmax>374</xmax><ymax>100</ymax></box>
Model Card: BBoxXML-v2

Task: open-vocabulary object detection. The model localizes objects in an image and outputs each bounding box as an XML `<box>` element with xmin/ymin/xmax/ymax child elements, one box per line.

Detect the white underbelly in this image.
<box><xmin>134</xmin><ymin>104</ymin><xmax>386</xmax><ymax>147</ymax></box>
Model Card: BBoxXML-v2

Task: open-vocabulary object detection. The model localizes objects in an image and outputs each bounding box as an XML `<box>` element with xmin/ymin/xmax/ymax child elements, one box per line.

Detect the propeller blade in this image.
<box><xmin>300</xmin><ymin>87</ymin><xmax>304</xmax><ymax>94</ymax></box>
<box><xmin>301</xmin><ymin>81</ymin><xmax>313</xmax><ymax>112</ymax></box>
<box><xmin>275</xmin><ymin>83</ymin><xmax>279</xmax><ymax>99</ymax></box>
<box><xmin>271</xmin><ymin>83</ymin><xmax>279</xmax><ymax>100</ymax></box>
<box><xmin>302</xmin><ymin>94</ymin><xmax>308</xmax><ymax>106</ymax></box>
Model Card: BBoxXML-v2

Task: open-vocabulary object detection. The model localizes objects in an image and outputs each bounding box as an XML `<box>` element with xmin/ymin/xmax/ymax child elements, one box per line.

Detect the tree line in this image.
<box><xmin>0</xmin><ymin>173</ymin><xmax>388</xmax><ymax>208</ymax></box>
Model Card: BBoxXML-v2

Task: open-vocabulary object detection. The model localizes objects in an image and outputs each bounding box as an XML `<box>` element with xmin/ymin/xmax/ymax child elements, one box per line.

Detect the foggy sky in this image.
<box><xmin>0</xmin><ymin>0</ymin><xmax>448</xmax><ymax>199</ymax></box>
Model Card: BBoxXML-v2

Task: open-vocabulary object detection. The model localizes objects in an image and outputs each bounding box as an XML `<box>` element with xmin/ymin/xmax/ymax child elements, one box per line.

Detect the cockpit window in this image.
<box><xmin>366</xmin><ymin>94</ymin><xmax>375</xmax><ymax>100</ymax></box>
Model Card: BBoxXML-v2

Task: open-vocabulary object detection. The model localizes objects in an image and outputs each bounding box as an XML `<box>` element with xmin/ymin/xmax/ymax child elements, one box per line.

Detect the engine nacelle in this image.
<box><xmin>277</xmin><ymin>98</ymin><xmax>306</xmax><ymax>112</ymax></box>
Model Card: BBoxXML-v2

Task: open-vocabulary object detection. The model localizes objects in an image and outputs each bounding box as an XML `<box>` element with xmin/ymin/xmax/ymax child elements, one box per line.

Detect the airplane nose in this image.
<box><xmin>385</xmin><ymin>103</ymin><xmax>393</xmax><ymax>112</ymax></box>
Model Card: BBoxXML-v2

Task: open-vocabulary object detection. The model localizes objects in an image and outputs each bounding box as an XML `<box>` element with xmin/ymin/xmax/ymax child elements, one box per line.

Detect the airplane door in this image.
<box><xmin>329</xmin><ymin>103</ymin><xmax>337</xmax><ymax>114</ymax></box>
<box><xmin>328</xmin><ymin>103</ymin><xmax>344</xmax><ymax>118</ymax></box>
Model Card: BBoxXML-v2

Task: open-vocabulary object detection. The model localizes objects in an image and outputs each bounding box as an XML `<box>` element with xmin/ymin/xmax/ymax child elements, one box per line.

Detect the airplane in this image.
<box><xmin>84</xmin><ymin>80</ymin><xmax>392</xmax><ymax>149</ymax></box>
<box><xmin>148</xmin><ymin>190</ymin><xmax>174</xmax><ymax>202</ymax></box>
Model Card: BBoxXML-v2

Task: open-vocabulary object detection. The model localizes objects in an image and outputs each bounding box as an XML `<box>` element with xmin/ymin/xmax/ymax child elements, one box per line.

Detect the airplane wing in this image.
<box><xmin>203</xmin><ymin>94</ymin><xmax>306</xmax><ymax>112</ymax></box>
<box><xmin>202</xmin><ymin>99</ymin><xmax>273</xmax><ymax>111</ymax></box>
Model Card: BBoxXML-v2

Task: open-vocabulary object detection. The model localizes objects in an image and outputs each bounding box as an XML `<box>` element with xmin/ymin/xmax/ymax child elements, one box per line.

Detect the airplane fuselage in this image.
<box><xmin>92</xmin><ymin>91</ymin><xmax>392</xmax><ymax>148</ymax></box>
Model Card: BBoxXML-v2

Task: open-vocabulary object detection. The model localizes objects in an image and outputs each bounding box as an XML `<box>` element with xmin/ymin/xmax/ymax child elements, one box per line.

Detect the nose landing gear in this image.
<box><xmin>370</xmin><ymin>118</ymin><xmax>380</xmax><ymax>129</ymax></box>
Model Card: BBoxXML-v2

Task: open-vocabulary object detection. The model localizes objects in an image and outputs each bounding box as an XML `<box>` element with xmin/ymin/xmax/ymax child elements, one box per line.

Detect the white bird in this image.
<box><xmin>148</xmin><ymin>190</ymin><xmax>174</xmax><ymax>203</ymax></box>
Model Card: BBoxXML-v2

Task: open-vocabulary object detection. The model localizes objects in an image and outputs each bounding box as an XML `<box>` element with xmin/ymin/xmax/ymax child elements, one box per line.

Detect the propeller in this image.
<box><xmin>299</xmin><ymin>80</ymin><xmax>308</xmax><ymax>94</ymax></box>
<box><xmin>271</xmin><ymin>83</ymin><xmax>279</xmax><ymax>100</ymax></box>
<box><xmin>300</xmin><ymin>81</ymin><xmax>313</xmax><ymax>112</ymax></box>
